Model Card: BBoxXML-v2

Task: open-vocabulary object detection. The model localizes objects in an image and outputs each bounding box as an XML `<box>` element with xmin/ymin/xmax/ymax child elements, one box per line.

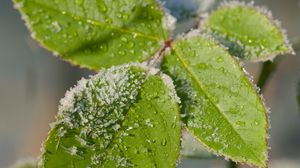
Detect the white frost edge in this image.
<box><xmin>200</xmin><ymin>0</ymin><xmax>295</xmax><ymax>62</ymax></box>
<box><xmin>162</xmin><ymin>9</ymin><xmax>177</xmax><ymax>35</ymax></box>
<box><xmin>136</xmin><ymin>61</ymin><xmax>160</xmax><ymax>76</ymax></box>
<box><xmin>175</xmin><ymin>29</ymin><xmax>271</xmax><ymax>167</ymax></box>
<box><xmin>39</xmin><ymin>62</ymin><xmax>148</xmax><ymax>166</ymax></box>
<box><xmin>160</xmin><ymin>73</ymin><xmax>181</xmax><ymax>104</ymax></box>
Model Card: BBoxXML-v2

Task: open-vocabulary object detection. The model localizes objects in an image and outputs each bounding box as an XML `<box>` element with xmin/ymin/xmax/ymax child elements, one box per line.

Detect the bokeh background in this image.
<box><xmin>1</xmin><ymin>0</ymin><xmax>300</xmax><ymax>167</ymax></box>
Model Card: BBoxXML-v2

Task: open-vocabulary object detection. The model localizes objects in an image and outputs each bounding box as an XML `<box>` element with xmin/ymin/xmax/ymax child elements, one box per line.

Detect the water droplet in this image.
<box><xmin>75</xmin><ymin>0</ymin><xmax>83</xmax><ymax>5</ymax></box>
<box><xmin>118</xmin><ymin>50</ymin><xmax>126</xmax><ymax>56</ymax></box>
<box><xmin>216</xmin><ymin>56</ymin><xmax>223</xmax><ymax>63</ymax></box>
<box><xmin>145</xmin><ymin>119</ymin><xmax>154</xmax><ymax>128</ymax></box>
<box><xmin>161</xmin><ymin>138</ymin><xmax>167</xmax><ymax>146</ymax></box>
<box><xmin>127</xmin><ymin>41</ymin><xmax>135</xmax><ymax>48</ymax></box>
<box><xmin>198</xmin><ymin>63</ymin><xmax>208</xmax><ymax>70</ymax></box>
<box><xmin>97</xmin><ymin>2</ymin><xmax>107</xmax><ymax>13</ymax></box>
<box><xmin>51</xmin><ymin>21</ymin><xmax>62</xmax><ymax>33</ymax></box>
<box><xmin>171</xmin><ymin>122</ymin><xmax>176</xmax><ymax>128</ymax></box>
<box><xmin>236</xmin><ymin>121</ymin><xmax>245</xmax><ymax>127</ymax></box>
<box><xmin>99</xmin><ymin>43</ymin><xmax>108</xmax><ymax>52</ymax></box>
<box><xmin>121</xmin><ymin>37</ymin><xmax>128</xmax><ymax>42</ymax></box>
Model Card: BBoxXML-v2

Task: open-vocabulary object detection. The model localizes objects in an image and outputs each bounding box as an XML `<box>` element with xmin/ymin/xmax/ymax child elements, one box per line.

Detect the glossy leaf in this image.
<box><xmin>13</xmin><ymin>0</ymin><xmax>174</xmax><ymax>69</ymax></box>
<box><xmin>39</xmin><ymin>64</ymin><xmax>181</xmax><ymax>167</ymax></box>
<box><xmin>162</xmin><ymin>31</ymin><xmax>268</xmax><ymax>167</ymax></box>
<box><xmin>203</xmin><ymin>1</ymin><xmax>293</xmax><ymax>61</ymax></box>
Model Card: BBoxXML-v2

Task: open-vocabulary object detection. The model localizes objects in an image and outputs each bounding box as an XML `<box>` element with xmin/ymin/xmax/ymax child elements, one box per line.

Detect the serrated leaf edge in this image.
<box><xmin>199</xmin><ymin>0</ymin><xmax>294</xmax><ymax>62</ymax></box>
<box><xmin>13</xmin><ymin>0</ymin><xmax>174</xmax><ymax>70</ymax></box>
<box><xmin>172</xmin><ymin>30</ymin><xmax>269</xmax><ymax>168</ymax></box>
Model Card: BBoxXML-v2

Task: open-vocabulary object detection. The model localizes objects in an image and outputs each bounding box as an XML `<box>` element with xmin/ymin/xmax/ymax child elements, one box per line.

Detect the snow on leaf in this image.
<box><xmin>40</xmin><ymin>64</ymin><xmax>181</xmax><ymax>168</ymax></box>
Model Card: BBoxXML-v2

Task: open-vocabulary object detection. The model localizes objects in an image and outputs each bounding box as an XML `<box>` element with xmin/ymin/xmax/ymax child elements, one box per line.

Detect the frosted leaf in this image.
<box><xmin>13</xmin><ymin>0</ymin><xmax>171</xmax><ymax>69</ymax></box>
<box><xmin>162</xmin><ymin>33</ymin><xmax>268</xmax><ymax>167</ymax></box>
<box><xmin>160</xmin><ymin>73</ymin><xmax>181</xmax><ymax>103</ymax></box>
<box><xmin>40</xmin><ymin>64</ymin><xmax>181</xmax><ymax>167</ymax></box>
<box><xmin>203</xmin><ymin>1</ymin><xmax>294</xmax><ymax>61</ymax></box>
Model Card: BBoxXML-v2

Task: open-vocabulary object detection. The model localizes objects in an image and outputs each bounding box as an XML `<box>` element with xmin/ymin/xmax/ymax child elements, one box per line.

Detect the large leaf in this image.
<box><xmin>13</xmin><ymin>0</ymin><xmax>174</xmax><ymax>69</ymax></box>
<box><xmin>161</xmin><ymin>31</ymin><xmax>268</xmax><ymax>167</ymax></box>
<box><xmin>203</xmin><ymin>1</ymin><xmax>293</xmax><ymax>61</ymax></box>
<box><xmin>39</xmin><ymin>64</ymin><xmax>181</xmax><ymax>167</ymax></box>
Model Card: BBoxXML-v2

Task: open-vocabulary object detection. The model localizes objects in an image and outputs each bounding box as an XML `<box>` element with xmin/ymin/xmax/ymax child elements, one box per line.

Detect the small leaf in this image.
<box><xmin>40</xmin><ymin>64</ymin><xmax>181</xmax><ymax>167</ymax></box>
<box><xmin>203</xmin><ymin>1</ymin><xmax>293</xmax><ymax>61</ymax></box>
<box><xmin>13</xmin><ymin>0</ymin><xmax>174</xmax><ymax>69</ymax></box>
<box><xmin>162</xmin><ymin>31</ymin><xmax>268</xmax><ymax>167</ymax></box>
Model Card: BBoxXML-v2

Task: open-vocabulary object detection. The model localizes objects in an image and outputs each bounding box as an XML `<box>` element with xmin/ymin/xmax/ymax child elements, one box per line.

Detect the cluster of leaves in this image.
<box><xmin>14</xmin><ymin>0</ymin><xmax>293</xmax><ymax>168</ymax></box>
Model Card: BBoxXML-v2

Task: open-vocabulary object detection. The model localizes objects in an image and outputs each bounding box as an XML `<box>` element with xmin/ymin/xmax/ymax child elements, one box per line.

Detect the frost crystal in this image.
<box><xmin>162</xmin><ymin>11</ymin><xmax>177</xmax><ymax>34</ymax></box>
<box><xmin>160</xmin><ymin>73</ymin><xmax>181</xmax><ymax>103</ymax></box>
<box><xmin>203</xmin><ymin>0</ymin><xmax>294</xmax><ymax>61</ymax></box>
<box><xmin>50</xmin><ymin>64</ymin><xmax>146</xmax><ymax>166</ymax></box>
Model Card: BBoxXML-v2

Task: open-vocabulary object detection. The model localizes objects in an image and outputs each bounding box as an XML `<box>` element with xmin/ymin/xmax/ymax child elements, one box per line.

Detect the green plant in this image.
<box><xmin>13</xmin><ymin>0</ymin><xmax>295</xmax><ymax>168</ymax></box>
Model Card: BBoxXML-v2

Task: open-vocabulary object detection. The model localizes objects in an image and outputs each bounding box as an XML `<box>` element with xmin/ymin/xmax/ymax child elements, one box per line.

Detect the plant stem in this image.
<box><xmin>147</xmin><ymin>39</ymin><xmax>173</xmax><ymax>69</ymax></box>
<box><xmin>257</xmin><ymin>59</ymin><xmax>280</xmax><ymax>92</ymax></box>
<box><xmin>257</xmin><ymin>36</ymin><xmax>300</xmax><ymax>92</ymax></box>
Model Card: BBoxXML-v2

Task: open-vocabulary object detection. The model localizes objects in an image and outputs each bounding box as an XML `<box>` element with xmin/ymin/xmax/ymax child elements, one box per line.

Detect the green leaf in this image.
<box><xmin>161</xmin><ymin>31</ymin><xmax>268</xmax><ymax>167</ymax></box>
<box><xmin>203</xmin><ymin>1</ymin><xmax>293</xmax><ymax>61</ymax></box>
<box><xmin>13</xmin><ymin>0</ymin><xmax>174</xmax><ymax>70</ymax></box>
<box><xmin>39</xmin><ymin>64</ymin><xmax>181</xmax><ymax>168</ymax></box>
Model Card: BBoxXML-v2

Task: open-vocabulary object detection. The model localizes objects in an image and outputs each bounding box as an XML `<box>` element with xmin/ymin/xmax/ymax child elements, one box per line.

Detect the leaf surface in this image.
<box><xmin>203</xmin><ymin>1</ymin><xmax>293</xmax><ymax>61</ymax></box>
<box><xmin>40</xmin><ymin>65</ymin><xmax>181</xmax><ymax>168</ymax></box>
<box><xmin>162</xmin><ymin>32</ymin><xmax>268</xmax><ymax>167</ymax></box>
<box><xmin>14</xmin><ymin>0</ymin><xmax>173</xmax><ymax>69</ymax></box>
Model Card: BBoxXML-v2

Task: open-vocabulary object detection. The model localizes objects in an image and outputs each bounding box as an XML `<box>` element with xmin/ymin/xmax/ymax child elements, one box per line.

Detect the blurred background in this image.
<box><xmin>0</xmin><ymin>0</ymin><xmax>300</xmax><ymax>167</ymax></box>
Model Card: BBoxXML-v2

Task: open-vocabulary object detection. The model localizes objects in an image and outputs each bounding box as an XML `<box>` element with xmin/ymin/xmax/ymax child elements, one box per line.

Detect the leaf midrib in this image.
<box><xmin>29</xmin><ymin>0</ymin><xmax>162</xmax><ymax>41</ymax></box>
<box><xmin>172</xmin><ymin>44</ymin><xmax>262</xmax><ymax>164</ymax></box>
